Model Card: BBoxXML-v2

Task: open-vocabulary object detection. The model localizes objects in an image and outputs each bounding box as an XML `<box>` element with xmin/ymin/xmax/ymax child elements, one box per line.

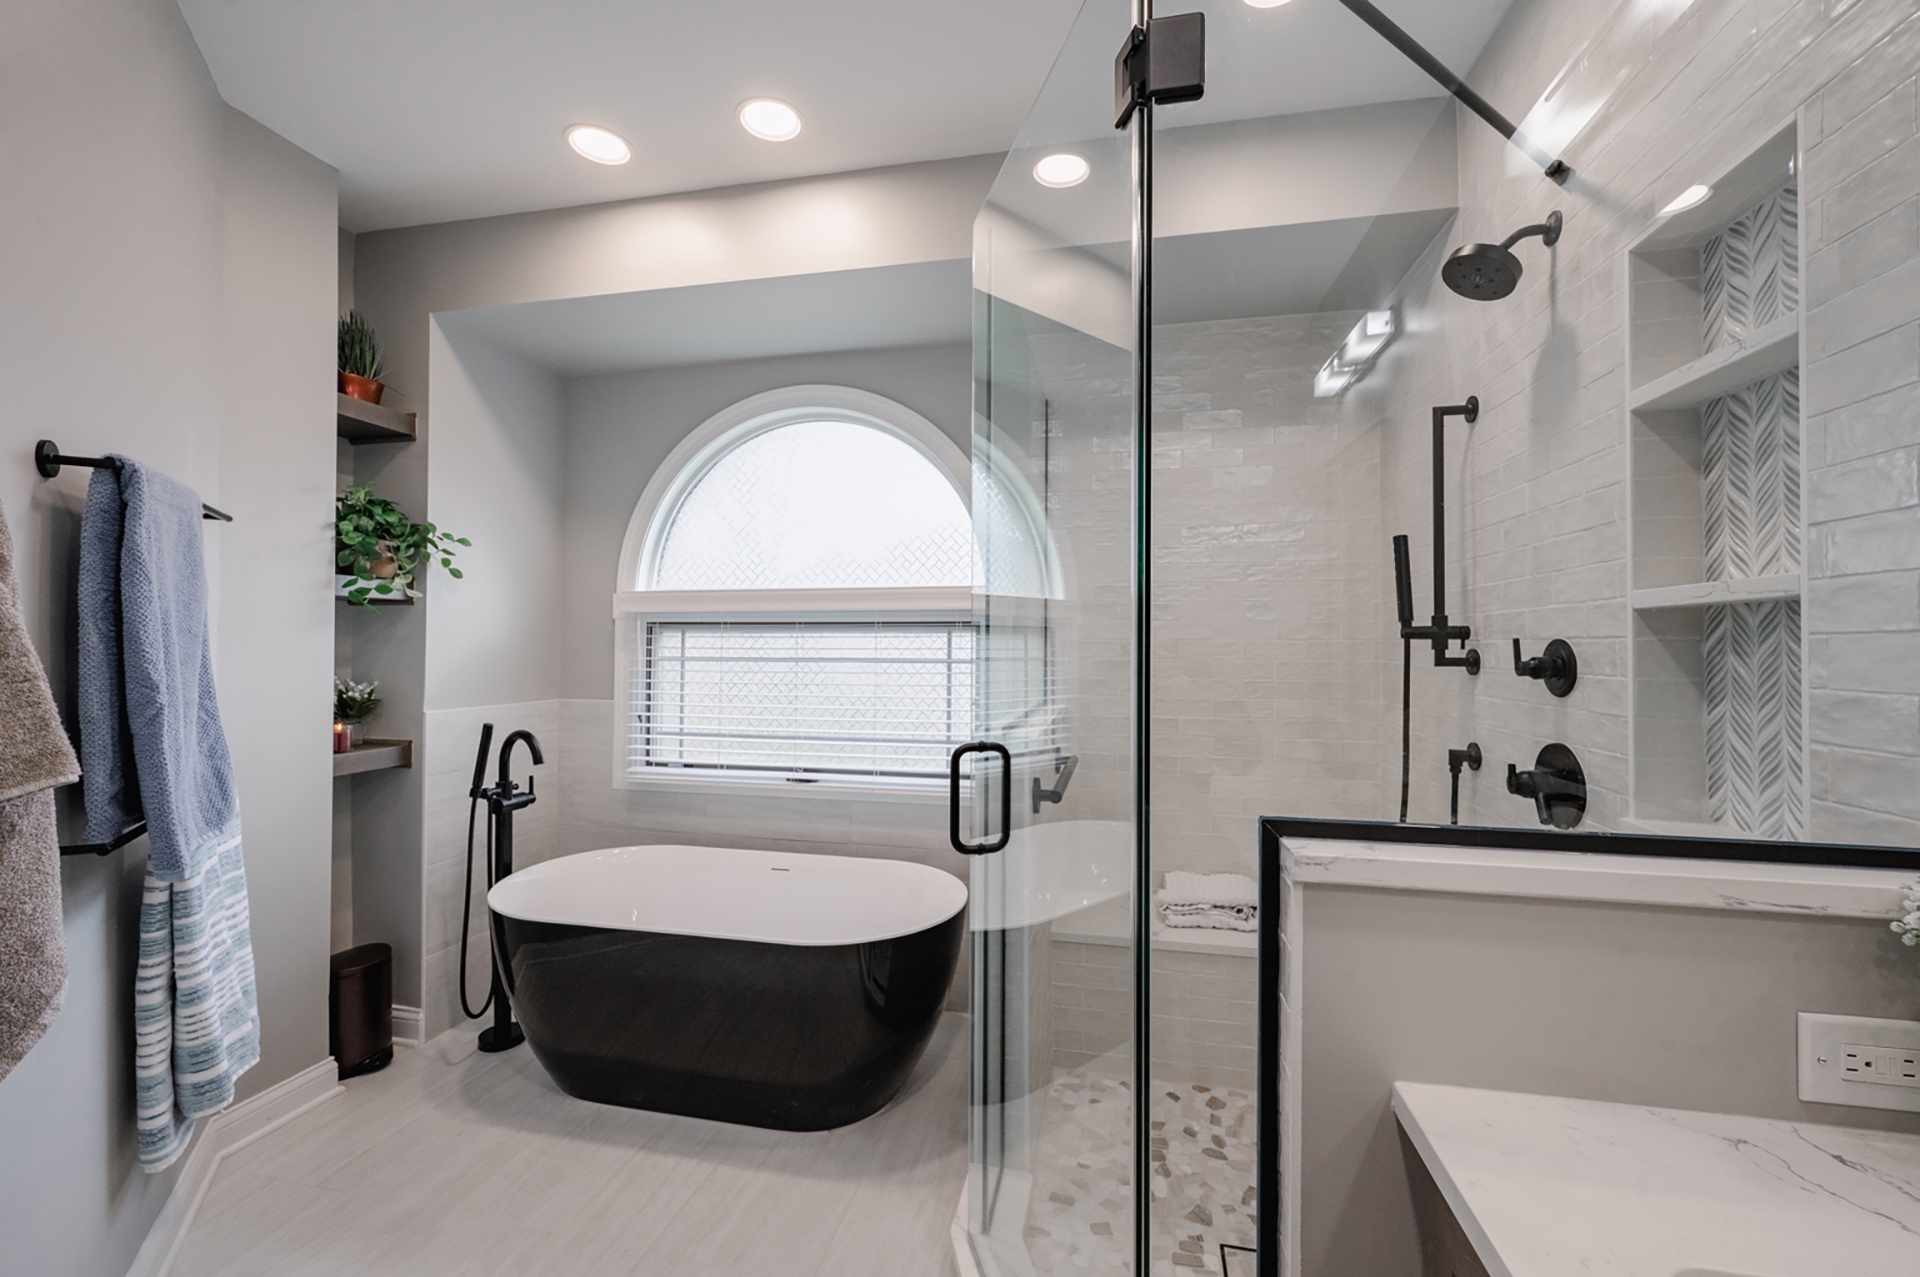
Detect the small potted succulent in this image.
<box><xmin>335</xmin><ymin>485</ymin><xmax>470</xmax><ymax>608</ymax></box>
<box><xmin>333</xmin><ymin>676</ymin><xmax>381</xmax><ymax>752</ymax></box>
<box><xmin>338</xmin><ymin>310</ymin><xmax>386</xmax><ymax>404</ymax></box>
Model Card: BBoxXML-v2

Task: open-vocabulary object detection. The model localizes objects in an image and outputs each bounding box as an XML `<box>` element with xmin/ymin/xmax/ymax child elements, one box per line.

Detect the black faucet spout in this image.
<box><xmin>496</xmin><ymin>729</ymin><xmax>545</xmax><ymax>805</ymax></box>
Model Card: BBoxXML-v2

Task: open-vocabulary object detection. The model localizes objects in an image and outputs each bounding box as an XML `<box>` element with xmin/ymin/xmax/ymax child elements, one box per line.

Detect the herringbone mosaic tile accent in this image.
<box><xmin>1698</xmin><ymin>181</ymin><xmax>1802</xmax><ymax>838</ymax></box>
<box><xmin>1701</xmin><ymin>184</ymin><xmax>1799</xmax><ymax>350</ymax></box>
<box><xmin>1703</xmin><ymin>599</ymin><xmax>1804</xmax><ymax>838</ymax></box>
<box><xmin>1702</xmin><ymin>369</ymin><xmax>1800</xmax><ymax>579</ymax></box>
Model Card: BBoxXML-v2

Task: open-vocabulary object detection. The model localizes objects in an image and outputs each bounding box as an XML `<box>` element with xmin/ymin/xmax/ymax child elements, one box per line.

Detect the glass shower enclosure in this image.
<box><xmin>963</xmin><ymin>0</ymin><xmax>1144</xmax><ymax>1273</ymax></box>
<box><xmin>967</xmin><ymin>0</ymin><xmax>1920</xmax><ymax>1272</ymax></box>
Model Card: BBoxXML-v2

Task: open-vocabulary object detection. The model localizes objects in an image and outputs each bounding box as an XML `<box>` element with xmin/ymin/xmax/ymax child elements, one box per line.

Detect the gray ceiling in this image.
<box><xmin>437</xmin><ymin>260</ymin><xmax>974</xmax><ymax>376</ymax></box>
<box><xmin>178</xmin><ymin>0</ymin><xmax>1516</xmax><ymax>233</ymax></box>
<box><xmin>438</xmin><ymin>203</ymin><xmax>1455</xmax><ymax>376</ymax></box>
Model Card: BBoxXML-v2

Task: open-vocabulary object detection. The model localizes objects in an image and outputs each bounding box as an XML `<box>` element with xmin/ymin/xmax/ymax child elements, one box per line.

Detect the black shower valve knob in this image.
<box><xmin>1511</xmin><ymin>638</ymin><xmax>1577</xmax><ymax>697</ymax></box>
<box><xmin>1506</xmin><ymin>743</ymin><xmax>1586</xmax><ymax>829</ymax></box>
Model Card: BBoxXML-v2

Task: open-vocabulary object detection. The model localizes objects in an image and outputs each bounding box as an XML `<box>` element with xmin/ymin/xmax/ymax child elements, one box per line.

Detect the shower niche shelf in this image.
<box><xmin>1628</xmin><ymin>311</ymin><xmax>1798</xmax><ymax>412</ymax></box>
<box><xmin>336</xmin><ymin>392</ymin><xmax>416</xmax><ymax>444</ymax></box>
<box><xmin>1624</xmin><ymin>120</ymin><xmax>1806</xmax><ymax>841</ymax></box>
<box><xmin>1630</xmin><ymin>573</ymin><xmax>1801</xmax><ymax>611</ymax></box>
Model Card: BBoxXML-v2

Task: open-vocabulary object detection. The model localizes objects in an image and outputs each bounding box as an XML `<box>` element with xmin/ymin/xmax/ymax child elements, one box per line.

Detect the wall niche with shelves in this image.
<box><xmin>1627</xmin><ymin>122</ymin><xmax>1806</xmax><ymax>840</ymax></box>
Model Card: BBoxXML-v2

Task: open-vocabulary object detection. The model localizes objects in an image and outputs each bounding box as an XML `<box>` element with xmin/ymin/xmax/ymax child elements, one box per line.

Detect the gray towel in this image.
<box><xmin>78</xmin><ymin>460</ymin><xmax>258</xmax><ymax>1172</ymax></box>
<box><xmin>0</xmin><ymin>497</ymin><xmax>80</xmax><ymax>1081</ymax></box>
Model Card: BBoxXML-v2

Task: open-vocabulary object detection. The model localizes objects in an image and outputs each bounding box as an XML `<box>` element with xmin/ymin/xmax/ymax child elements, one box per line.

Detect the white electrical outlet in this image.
<box><xmin>1799</xmin><ymin>1013</ymin><xmax>1920</xmax><ymax>1112</ymax></box>
<box><xmin>1843</xmin><ymin>1043</ymin><xmax>1920</xmax><ymax>1088</ymax></box>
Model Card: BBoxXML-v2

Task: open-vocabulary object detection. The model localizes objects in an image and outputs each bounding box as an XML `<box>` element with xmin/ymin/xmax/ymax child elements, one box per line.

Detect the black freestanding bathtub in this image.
<box><xmin>487</xmin><ymin>844</ymin><xmax>966</xmax><ymax>1131</ymax></box>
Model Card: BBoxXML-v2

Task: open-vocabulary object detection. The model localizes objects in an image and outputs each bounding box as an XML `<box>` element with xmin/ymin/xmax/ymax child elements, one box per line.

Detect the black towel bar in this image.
<box><xmin>59</xmin><ymin>820</ymin><xmax>147</xmax><ymax>857</ymax></box>
<box><xmin>34</xmin><ymin>441</ymin><xmax>233</xmax><ymax>522</ymax></box>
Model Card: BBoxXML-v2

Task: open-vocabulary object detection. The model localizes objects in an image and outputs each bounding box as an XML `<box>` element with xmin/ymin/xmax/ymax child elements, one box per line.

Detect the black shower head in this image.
<box><xmin>1442</xmin><ymin>210</ymin><xmax>1562</xmax><ymax>301</ymax></box>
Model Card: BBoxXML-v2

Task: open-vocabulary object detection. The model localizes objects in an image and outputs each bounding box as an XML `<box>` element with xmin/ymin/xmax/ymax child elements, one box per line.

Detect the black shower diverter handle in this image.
<box><xmin>1511</xmin><ymin>638</ymin><xmax>1578</xmax><ymax>697</ymax></box>
<box><xmin>1506</xmin><ymin>763</ymin><xmax>1581</xmax><ymax>823</ymax></box>
<box><xmin>1506</xmin><ymin>743</ymin><xmax>1587</xmax><ymax>829</ymax></box>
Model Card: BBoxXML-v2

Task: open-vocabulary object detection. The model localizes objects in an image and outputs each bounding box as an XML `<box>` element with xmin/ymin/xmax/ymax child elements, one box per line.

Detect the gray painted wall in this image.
<box><xmin>0</xmin><ymin>4</ymin><xmax>337</xmax><ymax>1274</ymax></box>
<box><xmin>426</xmin><ymin>320</ymin><xmax>565</xmax><ymax>712</ymax></box>
<box><xmin>343</xmin><ymin>156</ymin><xmax>994</xmax><ymax>1024</ymax></box>
<box><xmin>214</xmin><ymin>103</ymin><xmax>339</xmax><ymax>1109</ymax></box>
<box><xmin>1297</xmin><ymin>885</ymin><xmax>1920</xmax><ymax>1277</ymax></box>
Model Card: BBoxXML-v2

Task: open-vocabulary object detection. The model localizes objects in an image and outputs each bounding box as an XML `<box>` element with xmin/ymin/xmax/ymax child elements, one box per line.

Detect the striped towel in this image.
<box><xmin>79</xmin><ymin>460</ymin><xmax>258</xmax><ymax>1173</ymax></box>
<box><xmin>1156</xmin><ymin>871</ymin><xmax>1258</xmax><ymax>932</ymax></box>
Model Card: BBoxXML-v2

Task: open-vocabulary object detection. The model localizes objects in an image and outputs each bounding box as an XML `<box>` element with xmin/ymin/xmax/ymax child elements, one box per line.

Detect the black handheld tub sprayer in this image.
<box><xmin>459</xmin><ymin>722</ymin><xmax>545</xmax><ymax>1054</ymax></box>
<box><xmin>1393</xmin><ymin>535</ymin><xmax>1414</xmax><ymax>822</ymax></box>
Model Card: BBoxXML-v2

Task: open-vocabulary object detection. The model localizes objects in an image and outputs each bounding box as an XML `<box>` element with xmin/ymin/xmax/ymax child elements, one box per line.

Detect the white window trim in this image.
<box><xmin>613</xmin><ymin>386</ymin><xmax>975</xmax><ymax>799</ymax></box>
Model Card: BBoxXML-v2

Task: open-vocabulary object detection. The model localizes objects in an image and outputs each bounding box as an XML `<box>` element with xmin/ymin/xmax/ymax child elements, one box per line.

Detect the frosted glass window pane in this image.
<box><xmin>654</xmin><ymin>421</ymin><xmax>971</xmax><ymax>590</ymax></box>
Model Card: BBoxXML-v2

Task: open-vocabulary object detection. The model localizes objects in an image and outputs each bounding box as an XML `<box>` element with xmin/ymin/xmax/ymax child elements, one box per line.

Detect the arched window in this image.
<box><xmin>614</xmin><ymin>388</ymin><xmax>976</xmax><ymax>791</ymax></box>
<box><xmin>651</xmin><ymin>419</ymin><xmax>970</xmax><ymax>591</ymax></box>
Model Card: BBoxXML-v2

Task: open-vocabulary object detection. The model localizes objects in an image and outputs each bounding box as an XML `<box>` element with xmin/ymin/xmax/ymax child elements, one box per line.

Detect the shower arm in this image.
<box><xmin>1500</xmin><ymin>213</ymin><xmax>1563</xmax><ymax>252</ymax></box>
<box><xmin>1401</xmin><ymin>398</ymin><xmax>1481</xmax><ymax>674</ymax></box>
<box><xmin>1333</xmin><ymin>0</ymin><xmax>1570</xmax><ymax>185</ymax></box>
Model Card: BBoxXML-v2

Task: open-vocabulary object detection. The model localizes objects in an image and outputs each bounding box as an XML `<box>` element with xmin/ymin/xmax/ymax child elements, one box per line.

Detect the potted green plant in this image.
<box><xmin>332</xmin><ymin>676</ymin><xmax>381</xmax><ymax>751</ymax></box>
<box><xmin>338</xmin><ymin>310</ymin><xmax>386</xmax><ymax>404</ymax></box>
<box><xmin>335</xmin><ymin>485</ymin><xmax>470</xmax><ymax>608</ymax></box>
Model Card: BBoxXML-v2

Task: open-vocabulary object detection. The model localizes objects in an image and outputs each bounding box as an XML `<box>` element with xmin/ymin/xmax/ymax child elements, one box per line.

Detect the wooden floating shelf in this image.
<box><xmin>334</xmin><ymin>738</ymin><xmax>412</xmax><ymax>777</ymax></box>
<box><xmin>335</xmin><ymin>576</ymin><xmax>414</xmax><ymax>606</ymax></box>
<box><xmin>1631</xmin><ymin>573</ymin><xmax>1801</xmax><ymax>611</ymax></box>
<box><xmin>1629</xmin><ymin>313</ymin><xmax>1799</xmax><ymax>413</ymax></box>
<box><xmin>336</xmin><ymin>392</ymin><xmax>416</xmax><ymax>444</ymax></box>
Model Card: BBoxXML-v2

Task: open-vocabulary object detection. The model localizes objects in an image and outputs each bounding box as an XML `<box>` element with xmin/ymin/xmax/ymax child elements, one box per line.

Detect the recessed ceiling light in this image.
<box><xmin>1659</xmin><ymin>183</ymin><xmax>1713</xmax><ymax>215</ymax></box>
<box><xmin>1033</xmin><ymin>153</ymin><xmax>1091</xmax><ymax>188</ymax></box>
<box><xmin>566</xmin><ymin>125</ymin><xmax>631</xmax><ymax>166</ymax></box>
<box><xmin>739</xmin><ymin>99</ymin><xmax>802</xmax><ymax>142</ymax></box>
<box><xmin>1244</xmin><ymin>0</ymin><xmax>1294</xmax><ymax>7</ymax></box>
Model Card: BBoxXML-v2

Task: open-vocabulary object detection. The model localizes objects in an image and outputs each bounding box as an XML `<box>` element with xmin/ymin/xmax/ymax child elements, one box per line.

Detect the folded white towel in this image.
<box><xmin>1160</xmin><ymin>903</ymin><xmax>1258</xmax><ymax>932</ymax></box>
<box><xmin>1156</xmin><ymin>872</ymin><xmax>1258</xmax><ymax>931</ymax></box>
<box><xmin>1158</xmin><ymin>871</ymin><xmax>1257</xmax><ymax>907</ymax></box>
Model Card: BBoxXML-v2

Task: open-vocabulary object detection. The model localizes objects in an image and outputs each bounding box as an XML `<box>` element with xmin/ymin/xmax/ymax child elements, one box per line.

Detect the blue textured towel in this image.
<box><xmin>77</xmin><ymin>460</ymin><xmax>258</xmax><ymax>1173</ymax></box>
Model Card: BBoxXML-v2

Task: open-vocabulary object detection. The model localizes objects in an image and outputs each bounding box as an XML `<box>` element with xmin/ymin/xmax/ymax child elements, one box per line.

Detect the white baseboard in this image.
<box><xmin>124</xmin><ymin>1058</ymin><xmax>343</xmax><ymax>1277</ymax></box>
<box><xmin>392</xmin><ymin>1003</ymin><xmax>423</xmax><ymax>1046</ymax></box>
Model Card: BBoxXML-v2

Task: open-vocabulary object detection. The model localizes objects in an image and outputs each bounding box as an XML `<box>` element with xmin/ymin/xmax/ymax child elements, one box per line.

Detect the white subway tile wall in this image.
<box><xmin>1375</xmin><ymin>0</ymin><xmax>1920</xmax><ymax>843</ymax></box>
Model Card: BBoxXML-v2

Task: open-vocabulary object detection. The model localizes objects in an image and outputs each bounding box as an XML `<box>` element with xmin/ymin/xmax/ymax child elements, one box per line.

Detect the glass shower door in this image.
<box><xmin>961</xmin><ymin>0</ymin><xmax>1143</xmax><ymax>1273</ymax></box>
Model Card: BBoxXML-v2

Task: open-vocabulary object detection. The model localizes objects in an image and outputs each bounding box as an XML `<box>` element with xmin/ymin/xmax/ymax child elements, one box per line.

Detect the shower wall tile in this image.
<box><xmin>1350</xmin><ymin>0</ymin><xmax>1920</xmax><ymax>843</ymax></box>
<box><xmin>1150</xmin><ymin>313</ymin><xmax>1391</xmax><ymax>877</ymax></box>
<box><xmin>1050</xmin><ymin>939</ymin><xmax>1256</xmax><ymax>1092</ymax></box>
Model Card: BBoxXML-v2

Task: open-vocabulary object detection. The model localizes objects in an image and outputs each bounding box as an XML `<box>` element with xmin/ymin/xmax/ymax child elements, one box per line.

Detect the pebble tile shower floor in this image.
<box><xmin>1022</xmin><ymin>1055</ymin><xmax>1257</xmax><ymax>1277</ymax></box>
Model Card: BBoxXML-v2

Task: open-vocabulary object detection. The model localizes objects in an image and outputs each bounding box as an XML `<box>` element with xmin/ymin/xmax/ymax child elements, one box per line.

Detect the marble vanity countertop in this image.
<box><xmin>1283</xmin><ymin>837</ymin><xmax>1912</xmax><ymax>919</ymax></box>
<box><xmin>1392</xmin><ymin>1081</ymin><xmax>1920</xmax><ymax>1277</ymax></box>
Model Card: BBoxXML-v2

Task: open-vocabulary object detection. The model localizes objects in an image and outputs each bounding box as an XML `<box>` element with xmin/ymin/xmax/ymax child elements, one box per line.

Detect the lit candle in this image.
<box><xmin>333</xmin><ymin>722</ymin><xmax>350</xmax><ymax>754</ymax></box>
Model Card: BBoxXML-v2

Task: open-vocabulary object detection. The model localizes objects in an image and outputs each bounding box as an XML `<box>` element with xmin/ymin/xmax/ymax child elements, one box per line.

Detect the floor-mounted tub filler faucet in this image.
<box><xmin>459</xmin><ymin>723</ymin><xmax>545</xmax><ymax>1054</ymax></box>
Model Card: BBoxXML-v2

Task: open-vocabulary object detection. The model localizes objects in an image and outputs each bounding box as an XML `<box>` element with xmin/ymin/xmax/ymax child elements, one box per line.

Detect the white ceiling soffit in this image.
<box><xmin>178</xmin><ymin>0</ymin><xmax>1084</xmax><ymax>232</ymax></box>
<box><xmin>182</xmin><ymin>0</ymin><xmax>1516</xmax><ymax>234</ymax></box>
<box><xmin>437</xmin><ymin>259</ymin><xmax>972</xmax><ymax>376</ymax></box>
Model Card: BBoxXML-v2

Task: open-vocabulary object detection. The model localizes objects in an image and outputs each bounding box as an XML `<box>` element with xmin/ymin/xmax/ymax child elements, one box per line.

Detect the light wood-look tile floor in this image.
<box><xmin>170</xmin><ymin>1014</ymin><xmax>969</xmax><ymax>1277</ymax></box>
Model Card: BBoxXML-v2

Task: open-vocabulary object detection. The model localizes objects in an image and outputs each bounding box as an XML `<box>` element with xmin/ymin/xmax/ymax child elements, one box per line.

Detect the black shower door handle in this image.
<box><xmin>949</xmin><ymin>741</ymin><xmax>1012</xmax><ymax>855</ymax></box>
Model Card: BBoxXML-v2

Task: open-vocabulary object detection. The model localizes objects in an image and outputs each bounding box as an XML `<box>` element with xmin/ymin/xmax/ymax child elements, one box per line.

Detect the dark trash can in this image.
<box><xmin>329</xmin><ymin>943</ymin><xmax>394</xmax><ymax>1079</ymax></box>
